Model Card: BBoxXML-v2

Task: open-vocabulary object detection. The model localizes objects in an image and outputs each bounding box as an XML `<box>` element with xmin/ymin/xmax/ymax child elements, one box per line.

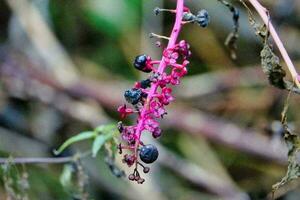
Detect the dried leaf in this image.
<box><xmin>272</xmin><ymin>90</ymin><xmax>300</xmax><ymax>196</ymax></box>
<box><xmin>0</xmin><ymin>163</ymin><xmax>30</xmax><ymax>200</ymax></box>
<box><xmin>272</xmin><ymin>131</ymin><xmax>300</xmax><ymax>192</ymax></box>
<box><xmin>260</xmin><ymin>44</ymin><xmax>286</xmax><ymax>89</ymax></box>
<box><xmin>240</xmin><ymin>0</ymin><xmax>300</xmax><ymax>95</ymax></box>
<box><xmin>218</xmin><ymin>0</ymin><xmax>239</xmax><ymax>59</ymax></box>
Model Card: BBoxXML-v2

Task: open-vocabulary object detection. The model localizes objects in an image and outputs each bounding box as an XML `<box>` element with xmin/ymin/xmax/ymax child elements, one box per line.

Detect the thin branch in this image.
<box><xmin>0</xmin><ymin>157</ymin><xmax>73</xmax><ymax>164</ymax></box>
<box><xmin>0</xmin><ymin>152</ymin><xmax>91</xmax><ymax>164</ymax></box>
<box><xmin>246</xmin><ymin>0</ymin><xmax>300</xmax><ymax>88</ymax></box>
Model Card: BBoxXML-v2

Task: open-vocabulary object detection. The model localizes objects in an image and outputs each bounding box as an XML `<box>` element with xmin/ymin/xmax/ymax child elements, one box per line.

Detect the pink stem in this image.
<box><xmin>150</xmin><ymin>61</ymin><xmax>161</xmax><ymax>64</ymax></box>
<box><xmin>247</xmin><ymin>0</ymin><xmax>300</xmax><ymax>87</ymax></box>
<box><xmin>134</xmin><ymin>0</ymin><xmax>184</xmax><ymax>152</ymax></box>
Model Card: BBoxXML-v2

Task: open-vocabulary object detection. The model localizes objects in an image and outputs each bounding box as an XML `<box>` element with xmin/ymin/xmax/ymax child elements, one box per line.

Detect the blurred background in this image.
<box><xmin>0</xmin><ymin>0</ymin><xmax>300</xmax><ymax>199</ymax></box>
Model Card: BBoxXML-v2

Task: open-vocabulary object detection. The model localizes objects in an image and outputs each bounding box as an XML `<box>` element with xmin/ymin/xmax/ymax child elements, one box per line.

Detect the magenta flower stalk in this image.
<box><xmin>117</xmin><ymin>0</ymin><xmax>209</xmax><ymax>183</ymax></box>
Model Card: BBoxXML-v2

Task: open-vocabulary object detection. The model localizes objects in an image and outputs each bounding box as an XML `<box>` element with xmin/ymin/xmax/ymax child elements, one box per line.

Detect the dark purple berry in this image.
<box><xmin>134</xmin><ymin>55</ymin><xmax>152</xmax><ymax>73</ymax></box>
<box><xmin>124</xmin><ymin>88</ymin><xmax>142</xmax><ymax>105</ymax></box>
<box><xmin>182</xmin><ymin>12</ymin><xmax>195</xmax><ymax>21</ymax></box>
<box><xmin>139</xmin><ymin>144</ymin><xmax>159</xmax><ymax>164</ymax></box>
<box><xmin>196</xmin><ymin>9</ymin><xmax>210</xmax><ymax>27</ymax></box>
<box><xmin>140</xmin><ymin>79</ymin><xmax>152</xmax><ymax>89</ymax></box>
<box><xmin>141</xmin><ymin>92</ymin><xmax>148</xmax><ymax>99</ymax></box>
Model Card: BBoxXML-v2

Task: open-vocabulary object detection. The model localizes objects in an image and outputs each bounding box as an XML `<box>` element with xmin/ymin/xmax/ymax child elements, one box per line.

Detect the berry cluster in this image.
<box><xmin>116</xmin><ymin>1</ymin><xmax>209</xmax><ymax>183</ymax></box>
<box><xmin>182</xmin><ymin>9</ymin><xmax>210</xmax><ymax>27</ymax></box>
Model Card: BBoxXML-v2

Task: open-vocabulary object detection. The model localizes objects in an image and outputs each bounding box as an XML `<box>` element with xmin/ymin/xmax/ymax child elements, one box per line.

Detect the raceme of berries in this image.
<box><xmin>117</xmin><ymin>0</ymin><xmax>210</xmax><ymax>184</ymax></box>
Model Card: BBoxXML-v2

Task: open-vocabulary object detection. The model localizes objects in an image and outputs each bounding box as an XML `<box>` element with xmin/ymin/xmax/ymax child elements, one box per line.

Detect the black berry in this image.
<box><xmin>140</xmin><ymin>79</ymin><xmax>152</xmax><ymax>89</ymax></box>
<box><xmin>196</xmin><ymin>9</ymin><xmax>210</xmax><ymax>28</ymax></box>
<box><xmin>134</xmin><ymin>55</ymin><xmax>152</xmax><ymax>73</ymax></box>
<box><xmin>124</xmin><ymin>88</ymin><xmax>142</xmax><ymax>105</ymax></box>
<box><xmin>139</xmin><ymin>144</ymin><xmax>159</xmax><ymax>164</ymax></box>
<box><xmin>182</xmin><ymin>12</ymin><xmax>195</xmax><ymax>21</ymax></box>
<box><xmin>154</xmin><ymin>7</ymin><xmax>160</xmax><ymax>15</ymax></box>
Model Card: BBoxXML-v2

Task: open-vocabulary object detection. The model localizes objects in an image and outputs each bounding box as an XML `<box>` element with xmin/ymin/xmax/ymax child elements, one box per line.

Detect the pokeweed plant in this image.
<box><xmin>52</xmin><ymin>0</ymin><xmax>300</xmax><ymax>191</ymax></box>
<box><xmin>2</xmin><ymin>0</ymin><xmax>299</xmax><ymax>196</ymax></box>
<box><xmin>116</xmin><ymin>0</ymin><xmax>210</xmax><ymax>184</ymax></box>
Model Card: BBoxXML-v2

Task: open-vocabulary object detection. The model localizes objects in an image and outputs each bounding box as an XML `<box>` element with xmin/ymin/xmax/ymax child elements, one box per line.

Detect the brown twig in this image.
<box><xmin>0</xmin><ymin>156</ymin><xmax>74</xmax><ymax>164</ymax></box>
<box><xmin>0</xmin><ymin>152</ymin><xmax>91</xmax><ymax>164</ymax></box>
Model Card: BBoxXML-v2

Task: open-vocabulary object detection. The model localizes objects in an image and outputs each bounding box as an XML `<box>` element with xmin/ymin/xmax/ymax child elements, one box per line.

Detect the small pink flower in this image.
<box><xmin>118</xmin><ymin>104</ymin><xmax>134</xmax><ymax>119</ymax></box>
<box><xmin>121</xmin><ymin>126</ymin><xmax>136</xmax><ymax>145</ymax></box>
<box><xmin>169</xmin><ymin>65</ymin><xmax>188</xmax><ymax>85</ymax></box>
<box><xmin>182</xmin><ymin>60</ymin><xmax>190</xmax><ymax>66</ymax></box>
<box><xmin>170</xmin><ymin>75</ymin><xmax>180</xmax><ymax>85</ymax></box>
<box><xmin>163</xmin><ymin>49</ymin><xmax>179</xmax><ymax>64</ymax></box>
<box><xmin>158</xmin><ymin>87</ymin><xmax>174</xmax><ymax>105</ymax></box>
<box><xmin>172</xmin><ymin>66</ymin><xmax>188</xmax><ymax>77</ymax></box>
<box><xmin>178</xmin><ymin>40</ymin><xmax>191</xmax><ymax>58</ymax></box>
<box><xmin>170</xmin><ymin>52</ymin><xmax>179</xmax><ymax>64</ymax></box>
<box><xmin>156</xmin><ymin>73</ymin><xmax>170</xmax><ymax>88</ymax></box>
<box><xmin>150</xmin><ymin>101</ymin><xmax>166</xmax><ymax>118</ymax></box>
<box><xmin>144</xmin><ymin>117</ymin><xmax>159</xmax><ymax>133</ymax></box>
<box><xmin>122</xmin><ymin>154</ymin><xmax>136</xmax><ymax>167</ymax></box>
